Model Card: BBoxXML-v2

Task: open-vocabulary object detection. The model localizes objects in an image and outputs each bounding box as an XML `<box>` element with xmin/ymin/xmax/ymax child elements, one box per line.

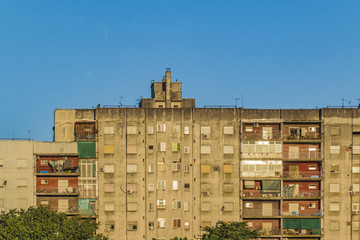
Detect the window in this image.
<box><xmin>201</xmin><ymin>164</ymin><xmax>211</xmax><ymax>174</ymax></box>
<box><xmin>148</xmin><ymin>203</ymin><xmax>154</xmax><ymax>212</ymax></box>
<box><xmin>353</xmin><ymin>165</ymin><xmax>360</xmax><ymax>174</ymax></box>
<box><xmin>308</xmin><ymin>203</ymin><xmax>316</xmax><ymax>208</ymax></box>
<box><xmin>184</xmin><ymin>183</ymin><xmax>190</xmax><ymax>191</ymax></box>
<box><xmin>172</xmin><ymin>180</ymin><xmax>179</xmax><ymax>190</ymax></box>
<box><xmin>17</xmin><ymin>179</ymin><xmax>27</xmax><ymax>187</ymax></box>
<box><xmin>157</xmin><ymin>199</ymin><xmax>166</xmax><ymax>209</ymax></box>
<box><xmin>104</xmin><ymin>203</ymin><xmax>115</xmax><ymax>211</ymax></box>
<box><xmin>309</xmin><ymin>127</ymin><xmax>316</xmax><ymax>132</ymax></box>
<box><xmin>172</xmin><ymin>200</ymin><xmax>181</xmax><ymax>209</ymax></box>
<box><xmin>104</xmin><ymin>164</ymin><xmax>114</xmax><ymax>173</ymax></box>
<box><xmin>157</xmin><ymin>162</ymin><xmax>166</xmax><ymax>172</ymax></box>
<box><xmin>16</xmin><ymin>159</ymin><xmax>27</xmax><ymax>168</ymax></box>
<box><xmin>40</xmin><ymin>200</ymin><xmax>48</xmax><ymax>206</ymax></box>
<box><xmin>127</xmin><ymin>202</ymin><xmax>137</xmax><ymax>212</ymax></box>
<box><xmin>224</xmin><ymin>146</ymin><xmax>234</xmax><ymax>154</ymax></box>
<box><xmin>148</xmin><ymin>145</ymin><xmax>154</xmax><ymax>154</ymax></box>
<box><xmin>148</xmin><ymin>125</ymin><xmax>154</xmax><ymax>134</ymax></box>
<box><xmin>158</xmin><ymin>142</ymin><xmax>166</xmax><ymax>152</ymax></box>
<box><xmin>157</xmin><ymin>218</ymin><xmax>166</xmax><ymax>228</ymax></box>
<box><xmin>353</xmin><ymin>184</ymin><xmax>360</xmax><ymax>193</ymax></box>
<box><xmin>201</xmin><ymin>126</ymin><xmax>211</xmax><ymax>134</ymax></box>
<box><xmin>330</xmin><ymin>202</ymin><xmax>340</xmax><ymax>211</ymax></box>
<box><xmin>105</xmin><ymin>222</ymin><xmax>115</xmax><ymax>231</ymax></box>
<box><xmin>41</xmin><ymin>180</ymin><xmax>48</xmax><ymax>184</ymax></box>
<box><xmin>184</xmin><ymin>221</ymin><xmax>190</xmax><ymax>230</ymax></box>
<box><xmin>330</xmin><ymin>164</ymin><xmax>340</xmax><ymax>173</ymax></box>
<box><xmin>127</xmin><ymin>183</ymin><xmax>137</xmax><ymax>193</ymax></box>
<box><xmin>40</xmin><ymin>160</ymin><xmax>48</xmax><ymax>165</ymax></box>
<box><xmin>172</xmin><ymin>163</ymin><xmax>181</xmax><ymax>172</ymax></box>
<box><xmin>79</xmin><ymin>160</ymin><xmax>97</xmax><ymax>178</ymax></box>
<box><xmin>308</xmin><ymin>165</ymin><xmax>317</xmax><ymax>170</ymax></box>
<box><xmin>353</xmin><ymin>146</ymin><xmax>360</xmax><ymax>154</ymax></box>
<box><xmin>184</xmin><ymin>126</ymin><xmax>190</xmax><ymax>135</ymax></box>
<box><xmin>201</xmin><ymin>146</ymin><xmax>211</xmax><ymax>154</ymax></box>
<box><xmin>148</xmin><ymin>183</ymin><xmax>154</xmax><ymax>192</ymax></box>
<box><xmin>104</xmin><ymin>126</ymin><xmax>114</xmax><ymax>134</ymax></box>
<box><xmin>172</xmin><ymin>142</ymin><xmax>181</xmax><ymax>152</ymax></box>
<box><xmin>157</xmin><ymin>122</ymin><xmax>166</xmax><ymax>132</ymax></box>
<box><xmin>201</xmin><ymin>202</ymin><xmax>211</xmax><ymax>212</ymax></box>
<box><xmin>148</xmin><ymin>164</ymin><xmax>154</xmax><ymax>173</ymax></box>
<box><xmin>224</xmin><ymin>164</ymin><xmax>234</xmax><ymax>174</ymax></box>
<box><xmin>224</xmin><ymin>126</ymin><xmax>234</xmax><ymax>135</ymax></box>
<box><xmin>223</xmin><ymin>202</ymin><xmax>234</xmax><ymax>212</ymax></box>
<box><xmin>184</xmin><ymin>202</ymin><xmax>189</xmax><ymax>211</ymax></box>
<box><xmin>330</xmin><ymin>146</ymin><xmax>340</xmax><ymax>154</ymax></box>
<box><xmin>184</xmin><ymin>146</ymin><xmax>190</xmax><ymax>154</ymax></box>
<box><xmin>173</xmin><ymin>123</ymin><xmax>181</xmax><ymax>133</ymax></box>
<box><xmin>330</xmin><ymin>184</ymin><xmax>340</xmax><ymax>193</ymax></box>
<box><xmin>330</xmin><ymin>127</ymin><xmax>340</xmax><ymax>136</ymax></box>
<box><xmin>127</xmin><ymin>221</ymin><xmax>137</xmax><ymax>231</ymax></box>
<box><xmin>245</xmin><ymin>203</ymin><xmax>253</xmax><ymax>208</ymax></box>
<box><xmin>104</xmin><ymin>145</ymin><xmax>114</xmax><ymax>154</ymax></box>
<box><xmin>127</xmin><ymin>126</ymin><xmax>137</xmax><ymax>134</ymax></box>
<box><xmin>184</xmin><ymin>164</ymin><xmax>190</xmax><ymax>173</ymax></box>
<box><xmin>149</xmin><ymin>221</ymin><xmax>154</xmax><ymax>230</ymax></box>
<box><xmin>245</xmin><ymin>126</ymin><xmax>253</xmax><ymax>132</ymax></box>
<box><xmin>223</xmin><ymin>183</ymin><xmax>234</xmax><ymax>193</ymax></box>
<box><xmin>157</xmin><ymin>180</ymin><xmax>166</xmax><ymax>190</ymax></box>
<box><xmin>127</xmin><ymin>164</ymin><xmax>137</xmax><ymax>173</ymax></box>
<box><xmin>173</xmin><ymin>219</ymin><xmax>181</xmax><ymax>228</ymax></box>
<box><xmin>127</xmin><ymin>145</ymin><xmax>137</xmax><ymax>154</ymax></box>
<box><xmin>309</xmin><ymin>184</ymin><xmax>317</xmax><ymax>189</ymax></box>
<box><xmin>104</xmin><ymin>184</ymin><xmax>115</xmax><ymax>193</ymax></box>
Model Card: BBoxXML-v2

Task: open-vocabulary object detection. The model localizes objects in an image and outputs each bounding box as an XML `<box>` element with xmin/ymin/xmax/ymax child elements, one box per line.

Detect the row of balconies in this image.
<box><xmin>242</xmin><ymin>130</ymin><xmax>321</xmax><ymax>142</ymax></box>
<box><xmin>242</xmin><ymin>190</ymin><xmax>322</xmax><ymax>199</ymax></box>
<box><xmin>36</xmin><ymin>187</ymin><xmax>79</xmax><ymax>195</ymax></box>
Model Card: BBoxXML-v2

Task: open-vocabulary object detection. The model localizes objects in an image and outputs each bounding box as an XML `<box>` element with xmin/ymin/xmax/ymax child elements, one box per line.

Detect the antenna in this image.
<box><xmin>28</xmin><ymin>130</ymin><xmax>31</xmax><ymax>140</ymax></box>
<box><xmin>341</xmin><ymin>98</ymin><xmax>344</xmax><ymax>108</ymax></box>
<box><xmin>234</xmin><ymin>98</ymin><xmax>240</xmax><ymax>108</ymax></box>
<box><xmin>241</xmin><ymin>94</ymin><xmax>244</xmax><ymax>108</ymax></box>
<box><xmin>118</xmin><ymin>96</ymin><xmax>123</xmax><ymax>106</ymax></box>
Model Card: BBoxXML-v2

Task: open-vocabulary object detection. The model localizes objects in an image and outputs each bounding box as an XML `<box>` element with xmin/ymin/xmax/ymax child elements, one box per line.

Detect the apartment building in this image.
<box><xmin>53</xmin><ymin>69</ymin><xmax>360</xmax><ymax>240</ymax></box>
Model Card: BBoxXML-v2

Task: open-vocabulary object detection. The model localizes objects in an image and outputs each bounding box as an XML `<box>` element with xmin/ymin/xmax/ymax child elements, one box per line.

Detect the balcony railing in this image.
<box><xmin>75</xmin><ymin>133</ymin><xmax>96</xmax><ymax>141</ymax></box>
<box><xmin>242</xmin><ymin>209</ymin><xmax>280</xmax><ymax>217</ymax></box>
<box><xmin>36</xmin><ymin>187</ymin><xmax>79</xmax><ymax>195</ymax></box>
<box><xmin>243</xmin><ymin>130</ymin><xmax>282</xmax><ymax>141</ymax></box>
<box><xmin>242</xmin><ymin>190</ymin><xmax>281</xmax><ymax>198</ymax></box>
<box><xmin>79</xmin><ymin>209</ymin><xmax>96</xmax><ymax>216</ymax></box>
<box><xmin>283</xmin><ymin>189</ymin><xmax>321</xmax><ymax>198</ymax></box>
<box><xmin>283</xmin><ymin>171</ymin><xmax>321</xmax><ymax>179</ymax></box>
<box><xmin>283</xmin><ymin>210</ymin><xmax>322</xmax><ymax>217</ymax></box>
<box><xmin>58</xmin><ymin>206</ymin><xmax>80</xmax><ymax>214</ymax></box>
<box><xmin>257</xmin><ymin>229</ymin><xmax>281</xmax><ymax>236</ymax></box>
<box><xmin>283</xmin><ymin>133</ymin><xmax>321</xmax><ymax>141</ymax></box>
<box><xmin>283</xmin><ymin>228</ymin><xmax>321</xmax><ymax>235</ymax></box>
<box><xmin>283</xmin><ymin>150</ymin><xmax>322</xmax><ymax>160</ymax></box>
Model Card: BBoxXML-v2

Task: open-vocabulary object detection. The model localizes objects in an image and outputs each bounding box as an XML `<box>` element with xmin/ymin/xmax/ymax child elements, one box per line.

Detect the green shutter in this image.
<box><xmin>283</xmin><ymin>219</ymin><xmax>320</xmax><ymax>232</ymax></box>
<box><xmin>262</xmin><ymin>180</ymin><xmax>281</xmax><ymax>192</ymax></box>
<box><xmin>78</xmin><ymin>141</ymin><xmax>96</xmax><ymax>158</ymax></box>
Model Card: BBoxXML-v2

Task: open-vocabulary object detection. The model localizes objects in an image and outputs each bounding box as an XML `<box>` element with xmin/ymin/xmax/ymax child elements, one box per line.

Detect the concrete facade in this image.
<box><xmin>50</xmin><ymin>70</ymin><xmax>360</xmax><ymax>240</ymax></box>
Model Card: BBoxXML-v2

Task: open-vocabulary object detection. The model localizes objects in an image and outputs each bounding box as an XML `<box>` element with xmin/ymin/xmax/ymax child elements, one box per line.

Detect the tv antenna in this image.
<box><xmin>118</xmin><ymin>96</ymin><xmax>123</xmax><ymax>106</ymax></box>
<box><xmin>234</xmin><ymin>98</ymin><xmax>240</xmax><ymax>108</ymax></box>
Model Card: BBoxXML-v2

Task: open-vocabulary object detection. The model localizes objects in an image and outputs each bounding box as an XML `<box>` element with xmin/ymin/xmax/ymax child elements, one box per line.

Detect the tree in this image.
<box><xmin>202</xmin><ymin>221</ymin><xmax>259</xmax><ymax>240</ymax></box>
<box><xmin>0</xmin><ymin>206</ymin><xmax>108</xmax><ymax>240</ymax></box>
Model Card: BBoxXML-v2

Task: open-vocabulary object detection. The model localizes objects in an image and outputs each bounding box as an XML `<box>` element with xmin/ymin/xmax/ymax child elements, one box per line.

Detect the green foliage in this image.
<box><xmin>0</xmin><ymin>206</ymin><xmax>108</xmax><ymax>240</ymax></box>
<box><xmin>202</xmin><ymin>221</ymin><xmax>259</xmax><ymax>240</ymax></box>
<box><xmin>171</xmin><ymin>237</ymin><xmax>188</xmax><ymax>240</ymax></box>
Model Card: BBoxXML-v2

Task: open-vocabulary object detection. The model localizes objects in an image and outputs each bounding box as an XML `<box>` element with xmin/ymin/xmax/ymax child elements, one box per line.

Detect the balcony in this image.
<box><xmin>36</xmin><ymin>187</ymin><xmax>79</xmax><ymax>196</ymax></box>
<box><xmin>283</xmin><ymin>210</ymin><xmax>322</xmax><ymax>217</ymax></box>
<box><xmin>283</xmin><ymin>150</ymin><xmax>322</xmax><ymax>160</ymax></box>
<box><xmin>258</xmin><ymin>228</ymin><xmax>281</xmax><ymax>236</ymax></box>
<box><xmin>242</xmin><ymin>190</ymin><xmax>281</xmax><ymax>199</ymax></box>
<box><xmin>242</xmin><ymin>130</ymin><xmax>282</xmax><ymax>141</ymax></box>
<box><xmin>283</xmin><ymin>229</ymin><xmax>321</xmax><ymax>236</ymax></box>
<box><xmin>58</xmin><ymin>206</ymin><xmax>80</xmax><ymax>215</ymax></box>
<box><xmin>75</xmin><ymin>133</ymin><xmax>96</xmax><ymax>141</ymax></box>
<box><xmin>283</xmin><ymin>171</ymin><xmax>321</xmax><ymax>180</ymax></box>
<box><xmin>283</xmin><ymin>133</ymin><xmax>321</xmax><ymax>142</ymax></box>
<box><xmin>283</xmin><ymin>189</ymin><xmax>321</xmax><ymax>199</ymax></box>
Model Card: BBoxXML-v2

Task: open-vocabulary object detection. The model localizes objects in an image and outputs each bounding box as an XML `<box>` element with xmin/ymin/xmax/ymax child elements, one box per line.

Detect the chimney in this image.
<box><xmin>165</xmin><ymin>68</ymin><xmax>171</xmax><ymax>107</ymax></box>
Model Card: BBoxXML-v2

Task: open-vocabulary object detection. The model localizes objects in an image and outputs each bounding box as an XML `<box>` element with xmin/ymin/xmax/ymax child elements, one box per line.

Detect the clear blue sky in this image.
<box><xmin>0</xmin><ymin>1</ymin><xmax>359</xmax><ymax>141</ymax></box>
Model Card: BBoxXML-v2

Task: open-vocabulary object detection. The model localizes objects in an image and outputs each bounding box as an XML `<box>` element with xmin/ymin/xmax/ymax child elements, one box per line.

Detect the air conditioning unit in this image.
<box><xmin>352</xmin><ymin>210</ymin><xmax>359</xmax><ymax>215</ymax></box>
<box><xmin>350</xmin><ymin>191</ymin><xmax>356</xmax><ymax>196</ymax></box>
<box><xmin>253</xmin><ymin>123</ymin><xmax>259</xmax><ymax>128</ymax></box>
<box><xmin>99</xmin><ymin>167</ymin><xmax>104</xmax><ymax>172</ymax></box>
<box><xmin>126</xmin><ymin>190</ymin><xmax>133</xmax><ymax>194</ymax></box>
<box><xmin>203</xmin><ymin>191</ymin><xmax>210</xmax><ymax>196</ymax></box>
<box><xmin>203</xmin><ymin>134</ymin><xmax>210</xmax><ymax>140</ymax></box>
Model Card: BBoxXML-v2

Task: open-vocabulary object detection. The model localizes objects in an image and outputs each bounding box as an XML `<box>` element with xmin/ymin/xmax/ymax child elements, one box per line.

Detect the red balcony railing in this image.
<box><xmin>36</xmin><ymin>187</ymin><xmax>79</xmax><ymax>195</ymax></box>
<box><xmin>283</xmin><ymin>189</ymin><xmax>321</xmax><ymax>198</ymax></box>
<box><xmin>283</xmin><ymin>150</ymin><xmax>322</xmax><ymax>159</ymax></box>
<box><xmin>242</xmin><ymin>190</ymin><xmax>281</xmax><ymax>198</ymax></box>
